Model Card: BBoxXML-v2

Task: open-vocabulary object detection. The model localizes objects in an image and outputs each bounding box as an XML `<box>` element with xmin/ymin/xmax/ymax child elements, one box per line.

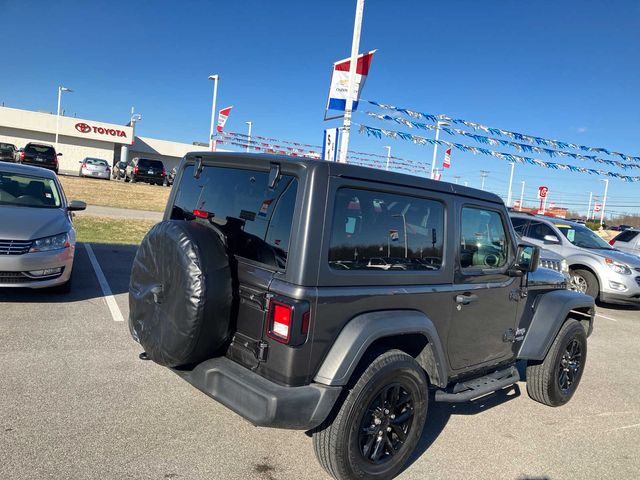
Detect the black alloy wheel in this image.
<box><xmin>558</xmin><ymin>339</ymin><xmax>582</xmax><ymax>394</ymax></box>
<box><xmin>359</xmin><ymin>383</ymin><xmax>415</xmax><ymax>464</ymax></box>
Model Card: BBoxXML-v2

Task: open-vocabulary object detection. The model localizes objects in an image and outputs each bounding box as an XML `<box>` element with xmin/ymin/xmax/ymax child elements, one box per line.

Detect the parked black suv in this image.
<box><xmin>0</xmin><ymin>143</ymin><xmax>17</xmax><ymax>163</ymax></box>
<box><xmin>129</xmin><ymin>153</ymin><xmax>594</xmax><ymax>480</ymax></box>
<box><xmin>20</xmin><ymin>143</ymin><xmax>62</xmax><ymax>173</ymax></box>
<box><xmin>125</xmin><ymin>157</ymin><xmax>166</xmax><ymax>185</ymax></box>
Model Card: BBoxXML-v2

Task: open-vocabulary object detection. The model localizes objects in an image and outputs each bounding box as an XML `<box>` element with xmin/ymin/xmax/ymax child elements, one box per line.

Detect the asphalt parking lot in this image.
<box><xmin>1</xmin><ymin>244</ymin><xmax>639</xmax><ymax>480</ymax></box>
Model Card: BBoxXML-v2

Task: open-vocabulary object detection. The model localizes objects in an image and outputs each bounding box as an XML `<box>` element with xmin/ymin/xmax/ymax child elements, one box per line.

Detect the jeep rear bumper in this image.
<box><xmin>172</xmin><ymin>357</ymin><xmax>342</xmax><ymax>430</ymax></box>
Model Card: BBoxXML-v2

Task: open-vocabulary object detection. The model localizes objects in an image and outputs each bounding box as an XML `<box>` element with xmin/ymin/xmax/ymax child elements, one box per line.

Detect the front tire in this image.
<box><xmin>526</xmin><ymin>319</ymin><xmax>587</xmax><ymax>407</ymax></box>
<box><xmin>569</xmin><ymin>269</ymin><xmax>599</xmax><ymax>299</ymax></box>
<box><xmin>313</xmin><ymin>350</ymin><xmax>428</xmax><ymax>480</ymax></box>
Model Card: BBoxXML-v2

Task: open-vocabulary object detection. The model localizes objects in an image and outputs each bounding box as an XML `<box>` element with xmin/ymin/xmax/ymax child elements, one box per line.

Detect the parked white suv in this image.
<box><xmin>510</xmin><ymin>213</ymin><xmax>640</xmax><ymax>306</ymax></box>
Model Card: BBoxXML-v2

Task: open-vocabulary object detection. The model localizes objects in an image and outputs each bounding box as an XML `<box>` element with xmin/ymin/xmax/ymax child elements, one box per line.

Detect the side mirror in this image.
<box><xmin>543</xmin><ymin>234</ymin><xmax>560</xmax><ymax>244</ymax></box>
<box><xmin>57</xmin><ymin>153</ymin><xmax>63</xmax><ymax>156</ymax></box>
<box><xmin>515</xmin><ymin>244</ymin><xmax>540</xmax><ymax>272</ymax></box>
<box><xmin>68</xmin><ymin>200</ymin><xmax>86</xmax><ymax>211</ymax></box>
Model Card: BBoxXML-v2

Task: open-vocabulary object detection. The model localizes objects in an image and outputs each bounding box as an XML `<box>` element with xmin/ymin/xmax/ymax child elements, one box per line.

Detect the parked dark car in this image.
<box><xmin>125</xmin><ymin>158</ymin><xmax>166</xmax><ymax>185</ymax></box>
<box><xmin>0</xmin><ymin>143</ymin><xmax>17</xmax><ymax>163</ymax></box>
<box><xmin>20</xmin><ymin>143</ymin><xmax>62</xmax><ymax>174</ymax></box>
<box><xmin>129</xmin><ymin>153</ymin><xmax>595</xmax><ymax>480</ymax></box>
<box><xmin>112</xmin><ymin>161</ymin><xmax>127</xmax><ymax>180</ymax></box>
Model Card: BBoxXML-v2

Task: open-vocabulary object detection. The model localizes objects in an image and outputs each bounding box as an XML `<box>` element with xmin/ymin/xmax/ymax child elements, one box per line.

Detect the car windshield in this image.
<box><xmin>0</xmin><ymin>172</ymin><xmax>62</xmax><ymax>208</ymax></box>
<box><xmin>556</xmin><ymin>223</ymin><xmax>613</xmax><ymax>250</ymax></box>
<box><xmin>85</xmin><ymin>158</ymin><xmax>108</xmax><ymax>166</ymax></box>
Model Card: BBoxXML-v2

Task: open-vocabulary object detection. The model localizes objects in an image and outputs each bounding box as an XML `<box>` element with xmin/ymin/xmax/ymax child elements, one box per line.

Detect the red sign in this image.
<box><xmin>537</xmin><ymin>186</ymin><xmax>549</xmax><ymax>199</ymax></box>
<box><xmin>593</xmin><ymin>204</ymin><xmax>602</xmax><ymax>212</ymax></box>
<box><xmin>75</xmin><ymin>122</ymin><xmax>127</xmax><ymax>138</ymax></box>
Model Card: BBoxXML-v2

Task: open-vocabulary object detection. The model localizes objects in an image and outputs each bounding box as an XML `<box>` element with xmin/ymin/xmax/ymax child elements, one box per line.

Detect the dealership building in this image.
<box><xmin>0</xmin><ymin>106</ymin><xmax>215</xmax><ymax>174</ymax></box>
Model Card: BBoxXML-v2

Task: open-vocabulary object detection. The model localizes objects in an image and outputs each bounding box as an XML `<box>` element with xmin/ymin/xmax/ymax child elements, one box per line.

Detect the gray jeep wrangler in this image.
<box><xmin>129</xmin><ymin>152</ymin><xmax>594</xmax><ymax>480</ymax></box>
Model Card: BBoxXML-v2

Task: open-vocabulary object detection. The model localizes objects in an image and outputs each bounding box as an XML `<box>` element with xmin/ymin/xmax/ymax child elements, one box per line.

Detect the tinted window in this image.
<box><xmin>511</xmin><ymin>217</ymin><xmax>529</xmax><ymax>235</ymax></box>
<box><xmin>85</xmin><ymin>158</ymin><xmax>108</xmax><ymax>166</ymax></box>
<box><xmin>328</xmin><ymin>188</ymin><xmax>445</xmax><ymax>271</ymax></box>
<box><xmin>460</xmin><ymin>208</ymin><xmax>508</xmax><ymax>269</ymax></box>
<box><xmin>615</xmin><ymin>230</ymin><xmax>639</xmax><ymax>243</ymax></box>
<box><xmin>527</xmin><ymin>221</ymin><xmax>558</xmax><ymax>241</ymax></box>
<box><xmin>137</xmin><ymin>159</ymin><xmax>164</xmax><ymax>169</ymax></box>
<box><xmin>171</xmin><ymin>165</ymin><xmax>298</xmax><ymax>270</ymax></box>
<box><xmin>0</xmin><ymin>143</ymin><xmax>15</xmax><ymax>151</ymax></box>
<box><xmin>25</xmin><ymin>145</ymin><xmax>55</xmax><ymax>156</ymax></box>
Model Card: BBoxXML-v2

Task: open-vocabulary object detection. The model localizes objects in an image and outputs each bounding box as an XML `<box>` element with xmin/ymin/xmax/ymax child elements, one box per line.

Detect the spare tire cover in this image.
<box><xmin>129</xmin><ymin>220</ymin><xmax>233</xmax><ymax>367</ymax></box>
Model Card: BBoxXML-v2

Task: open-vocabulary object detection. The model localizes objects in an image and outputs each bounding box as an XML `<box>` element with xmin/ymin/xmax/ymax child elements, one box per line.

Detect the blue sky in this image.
<box><xmin>2</xmin><ymin>0</ymin><xmax>639</xmax><ymax>217</ymax></box>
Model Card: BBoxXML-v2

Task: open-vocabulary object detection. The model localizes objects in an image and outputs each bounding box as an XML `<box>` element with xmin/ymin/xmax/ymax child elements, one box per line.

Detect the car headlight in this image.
<box><xmin>560</xmin><ymin>259</ymin><xmax>569</xmax><ymax>273</ymax></box>
<box><xmin>604</xmin><ymin>257</ymin><xmax>632</xmax><ymax>275</ymax></box>
<box><xmin>29</xmin><ymin>232</ymin><xmax>70</xmax><ymax>253</ymax></box>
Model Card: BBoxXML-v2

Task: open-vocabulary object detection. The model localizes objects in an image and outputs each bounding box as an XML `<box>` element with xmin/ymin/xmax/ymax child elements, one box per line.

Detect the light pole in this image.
<box><xmin>55</xmin><ymin>86</ymin><xmax>73</xmax><ymax>151</ymax></box>
<box><xmin>208</xmin><ymin>74</ymin><xmax>219</xmax><ymax>152</ymax></box>
<box><xmin>519</xmin><ymin>181</ymin><xmax>525</xmax><ymax>211</ymax></box>
<box><xmin>586</xmin><ymin>192</ymin><xmax>593</xmax><ymax>220</ymax></box>
<box><xmin>480</xmin><ymin>170</ymin><xmax>489</xmax><ymax>190</ymax></box>
<box><xmin>600</xmin><ymin>179</ymin><xmax>609</xmax><ymax>226</ymax></box>
<box><xmin>430</xmin><ymin>120</ymin><xmax>450</xmax><ymax>179</ymax></box>
<box><xmin>392</xmin><ymin>213</ymin><xmax>408</xmax><ymax>258</ymax></box>
<box><xmin>120</xmin><ymin>108</ymin><xmax>141</xmax><ymax>166</ymax></box>
<box><xmin>245</xmin><ymin>121</ymin><xmax>253</xmax><ymax>152</ymax></box>
<box><xmin>453</xmin><ymin>176</ymin><xmax>461</xmax><ymax>184</ymax></box>
<box><xmin>338</xmin><ymin>0</ymin><xmax>365</xmax><ymax>163</ymax></box>
<box><xmin>506</xmin><ymin>162</ymin><xmax>515</xmax><ymax>207</ymax></box>
<box><xmin>384</xmin><ymin>145</ymin><xmax>391</xmax><ymax>171</ymax></box>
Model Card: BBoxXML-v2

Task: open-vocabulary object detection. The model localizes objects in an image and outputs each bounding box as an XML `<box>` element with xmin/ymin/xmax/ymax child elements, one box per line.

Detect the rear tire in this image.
<box><xmin>569</xmin><ymin>269</ymin><xmax>598</xmax><ymax>299</ymax></box>
<box><xmin>313</xmin><ymin>350</ymin><xmax>428</xmax><ymax>480</ymax></box>
<box><xmin>526</xmin><ymin>319</ymin><xmax>587</xmax><ymax>407</ymax></box>
<box><xmin>131</xmin><ymin>176</ymin><xmax>136</xmax><ymax>184</ymax></box>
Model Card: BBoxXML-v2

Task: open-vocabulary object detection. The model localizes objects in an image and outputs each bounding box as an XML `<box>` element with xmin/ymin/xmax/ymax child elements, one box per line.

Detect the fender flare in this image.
<box><xmin>313</xmin><ymin>310</ymin><xmax>448</xmax><ymax>387</ymax></box>
<box><xmin>518</xmin><ymin>289</ymin><xmax>594</xmax><ymax>361</ymax></box>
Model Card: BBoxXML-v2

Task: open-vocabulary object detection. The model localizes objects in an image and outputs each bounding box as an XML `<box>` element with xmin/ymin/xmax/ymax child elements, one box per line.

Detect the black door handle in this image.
<box><xmin>455</xmin><ymin>293</ymin><xmax>479</xmax><ymax>305</ymax></box>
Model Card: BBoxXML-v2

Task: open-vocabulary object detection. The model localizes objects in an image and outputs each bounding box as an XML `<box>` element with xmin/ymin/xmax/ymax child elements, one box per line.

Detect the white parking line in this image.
<box><xmin>595</xmin><ymin>313</ymin><xmax>618</xmax><ymax>322</ymax></box>
<box><xmin>84</xmin><ymin>243</ymin><xmax>125</xmax><ymax>322</ymax></box>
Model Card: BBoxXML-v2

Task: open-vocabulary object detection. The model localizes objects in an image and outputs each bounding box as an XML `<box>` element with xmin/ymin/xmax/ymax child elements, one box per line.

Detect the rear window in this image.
<box><xmin>615</xmin><ymin>230</ymin><xmax>639</xmax><ymax>243</ymax></box>
<box><xmin>171</xmin><ymin>165</ymin><xmax>298</xmax><ymax>270</ymax></box>
<box><xmin>0</xmin><ymin>143</ymin><xmax>15</xmax><ymax>151</ymax></box>
<box><xmin>137</xmin><ymin>159</ymin><xmax>163</xmax><ymax>169</ymax></box>
<box><xmin>85</xmin><ymin>158</ymin><xmax>108</xmax><ymax>166</ymax></box>
<box><xmin>25</xmin><ymin>145</ymin><xmax>55</xmax><ymax>156</ymax></box>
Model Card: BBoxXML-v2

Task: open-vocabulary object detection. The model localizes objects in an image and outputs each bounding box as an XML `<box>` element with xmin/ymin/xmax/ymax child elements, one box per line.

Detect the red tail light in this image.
<box><xmin>609</xmin><ymin>239</ymin><xmax>616</xmax><ymax>246</ymax></box>
<box><xmin>133</xmin><ymin>165</ymin><xmax>139</xmax><ymax>174</ymax></box>
<box><xmin>192</xmin><ymin>209</ymin><xmax>210</xmax><ymax>218</ymax></box>
<box><xmin>268</xmin><ymin>301</ymin><xmax>293</xmax><ymax>343</ymax></box>
<box><xmin>20</xmin><ymin>151</ymin><xmax>24</xmax><ymax>161</ymax></box>
<box><xmin>162</xmin><ymin>168</ymin><xmax>167</xmax><ymax>177</ymax></box>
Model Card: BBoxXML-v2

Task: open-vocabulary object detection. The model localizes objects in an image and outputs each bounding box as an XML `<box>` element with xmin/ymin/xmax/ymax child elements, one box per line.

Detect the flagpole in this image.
<box><xmin>338</xmin><ymin>0</ymin><xmax>365</xmax><ymax>164</ymax></box>
<box><xmin>208</xmin><ymin>74</ymin><xmax>219</xmax><ymax>152</ymax></box>
<box><xmin>430</xmin><ymin>120</ymin><xmax>449</xmax><ymax>179</ymax></box>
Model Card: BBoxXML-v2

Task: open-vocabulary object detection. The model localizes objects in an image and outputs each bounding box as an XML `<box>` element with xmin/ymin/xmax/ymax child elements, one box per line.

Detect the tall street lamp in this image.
<box><xmin>519</xmin><ymin>181</ymin><xmax>525</xmax><ymax>211</ymax></box>
<box><xmin>384</xmin><ymin>145</ymin><xmax>391</xmax><ymax>171</ymax></box>
<box><xmin>245</xmin><ymin>121</ymin><xmax>253</xmax><ymax>152</ymax></box>
<box><xmin>600</xmin><ymin>179</ymin><xmax>609</xmax><ymax>226</ymax></box>
<box><xmin>208</xmin><ymin>74</ymin><xmax>219</xmax><ymax>151</ymax></box>
<box><xmin>429</xmin><ymin>119</ymin><xmax>450</xmax><ymax>179</ymax></box>
<box><xmin>55</xmin><ymin>85</ymin><xmax>73</xmax><ymax>150</ymax></box>
<box><xmin>506</xmin><ymin>162</ymin><xmax>515</xmax><ymax>207</ymax></box>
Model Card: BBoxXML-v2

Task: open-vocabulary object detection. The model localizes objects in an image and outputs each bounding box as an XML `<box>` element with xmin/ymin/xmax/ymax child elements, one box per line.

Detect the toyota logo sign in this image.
<box><xmin>74</xmin><ymin>122</ymin><xmax>127</xmax><ymax>138</ymax></box>
<box><xmin>75</xmin><ymin>122</ymin><xmax>91</xmax><ymax>133</ymax></box>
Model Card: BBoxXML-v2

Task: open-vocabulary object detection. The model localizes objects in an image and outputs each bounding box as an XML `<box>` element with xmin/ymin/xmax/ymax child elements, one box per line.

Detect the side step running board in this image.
<box><xmin>435</xmin><ymin>366</ymin><xmax>520</xmax><ymax>403</ymax></box>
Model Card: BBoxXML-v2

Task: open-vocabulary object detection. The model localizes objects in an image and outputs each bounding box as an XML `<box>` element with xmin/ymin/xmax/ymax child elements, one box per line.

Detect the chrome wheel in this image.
<box><xmin>569</xmin><ymin>274</ymin><xmax>588</xmax><ymax>294</ymax></box>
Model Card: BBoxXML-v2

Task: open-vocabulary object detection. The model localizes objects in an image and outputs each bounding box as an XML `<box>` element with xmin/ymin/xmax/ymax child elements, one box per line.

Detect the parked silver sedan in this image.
<box><xmin>79</xmin><ymin>157</ymin><xmax>111</xmax><ymax>180</ymax></box>
<box><xmin>0</xmin><ymin>163</ymin><xmax>86</xmax><ymax>291</ymax></box>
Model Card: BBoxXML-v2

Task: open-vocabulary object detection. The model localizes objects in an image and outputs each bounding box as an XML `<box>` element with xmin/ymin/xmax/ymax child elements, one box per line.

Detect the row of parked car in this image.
<box><xmin>1</xmin><ymin>142</ymin><xmax>177</xmax><ymax>186</ymax></box>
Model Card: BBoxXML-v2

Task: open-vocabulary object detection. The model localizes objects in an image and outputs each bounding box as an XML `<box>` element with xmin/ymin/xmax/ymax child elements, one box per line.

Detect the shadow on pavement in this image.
<box><xmin>596</xmin><ymin>300</ymin><xmax>640</xmax><ymax>311</ymax></box>
<box><xmin>404</xmin><ymin>385</ymin><xmax>521</xmax><ymax>472</ymax></box>
<box><xmin>0</xmin><ymin>243</ymin><xmax>137</xmax><ymax>303</ymax></box>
